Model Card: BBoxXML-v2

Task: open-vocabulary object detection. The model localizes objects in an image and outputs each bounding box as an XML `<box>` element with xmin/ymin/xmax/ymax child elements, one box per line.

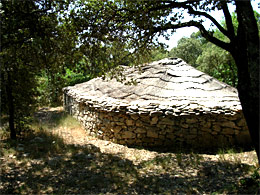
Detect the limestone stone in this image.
<box><xmin>173</xmin><ymin>109</ymin><xmax>181</xmax><ymax>113</ymax></box>
<box><xmin>198</xmin><ymin>133</ymin><xmax>215</xmax><ymax>147</ymax></box>
<box><xmin>159</xmin><ymin>129</ymin><xmax>167</xmax><ymax>135</ymax></box>
<box><xmin>126</xmin><ymin>119</ymin><xmax>135</xmax><ymax>126</ymax></box>
<box><xmin>103</xmin><ymin>136</ymin><xmax>110</xmax><ymax>141</ymax></box>
<box><xmin>147</xmin><ymin>130</ymin><xmax>159</xmax><ymax>138</ymax></box>
<box><xmin>201</xmin><ymin>128</ymin><xmax>212</xmax><ymax>133</ymax></box>
<box><xmin>130</xmin><ymin>114</ymin><xmax>139</xmax><ymax>120</ymax></box>
<box><xmin>237</xmin><ymin>118</ymin><xmax>247</xmax><ymax>127</ymax></box>
<box><xmin>142</xmin><ymin>137</ymin><xmax>154</xmax><ymax>143</ymax></box>
<box><xmin>180</xmin><ymin>123</ymin><xmax>189</xmax><ymax>128</ymax></box>
<box><xmin>137</xmin><ymin>133</ymin><xmax>146</xmax><ymax>138</ymax></box>
<box><xmin>140</xmin><ymin>114</ymin><xmax>150</xmax><ymax>121</ymax></box>
<box><xmin>234</xmin><ymin>130</ymin><xmax>240</xmax><ymax>135</ymax></box>
<box><xmin>235</xmin><ymin>131</ymin><xmax>251</xmax><ymax>145</ymax></box>
<box><xmin>222</xmin><ymin>128</ymin><xmax>235</xmax><ymax>135</ymax></box>
<box><xmin>116</xmin><ymin>122</ymin><xmax>125</xmax><ymax>126</ymax></box>
<box><xmin>221</xmin><ymin>121</ymin><xmax>237</xmax><ymax>129</ymax></box>
<box><xmin>114</xmin><ymin>133</ymin><xmax>122</xmax><ymax>139</ymax></box>
<box><xmin>200</xmin><ymin>121</ymin><xmax>211</xmax><ymax>128</ymax></box>
<box><xmin>136</xmin><ymin>120</ymin><xmax>144</xmax><ymax>127</ymax></box>
<box><xmin>166</xmin><ymin>133</ymin><xmax>175</xmax><ymax>139</ymax></box>
<box><xmin>211</xmin><ymin>131</ymin><xmax>218</xmax><ymax>135</ymax></box>
<box><xmin>113</xmin><ymin>126</ymin><xmax>122</xmax><ymax>133</ymax></box>
<box><xmin>122</xmin><ymin>131</ymin><xmax>136</xmax><ymax>139</ymax></box>
<box><xmin>126</xmin><ymin>139</ymin><xmax>136</xmax><ymax>145</ymax></box>
<box><xmin>136</xmin><ymin>128</ymin><xmax>146</xmax><ymax>133</ymax></box>
<box><xmin>159</xmin><ymin>118</ymin><xmax>174</xmax><ymax>125</ymax></box>
<box><xmin>165</xmin><ymin>111</ymin><xmax>173</xmax><ymax>115</ymax></box>
<box><xmin>186</xmin><ymin>118</ymin><xmax>198</xmax><ymax>124</ymax></box>
<box><xmin>157</xmin><ymin>124</ymin><xmax>167</xmax><ymax>130</ymax></box>
<box><xmin>119</xmin><ymin>140</ymin><xmax>126</xmax><ymax>145</ymax></box>
<box><xmin>63</xmin><ymin>58</ymin><xmax>250</xmax><ymax>149</ymax></box>
<box><xmin>187</xmin><ymin>134</ymin><xmax>197</xmax><ymax>140</ymax></box>
<box><xmin>150</xmin><ymin>110</ymin><xmax>163</xmax><ymax>116</ymax></box>
<box><xmin>164</xmin><ymin>139</ymin><xmax>174</xmax><ymax>145</ymax></box>
<box><xmin>154</xmin><ymin>140</ymin><xmax>163</xmax><ymax>145</ymax></box>
<box><xmin>166</xmin><ymin>128</ymin><xmax>174</xmax><ymax>133</ymax></box>
<box><xmin>158</xmin><ymin>134</ymin><xmax>165</xmax><ymax>140</ymax></box>
<box><xmin>128</xmin><ymin>105</ymin><xmax>138</xmax><ymax>111</ymax></box>
<box><xmin>150</xmin><ymin>116</ymin><xmax>159</xmax><ymax>125</ymax></box>
<box><xmin>135</xmin><ymin>139</ymin><xmax>143</xmax><ymax>143</ymax></box>
<box><xmin>212</xmin><ymin>125</ymin><xmax>221</xmax><ymax>132</ymax></box>
<box><xmin>190</xmin><ymin>128</ymin><xmax>197</xmax><ymax>134</ymax></box>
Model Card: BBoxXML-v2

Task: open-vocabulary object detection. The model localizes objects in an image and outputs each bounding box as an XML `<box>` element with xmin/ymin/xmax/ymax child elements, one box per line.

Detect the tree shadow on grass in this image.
<box><xmin>0</xmin><ymin>130</ymin><xmax>139</xmax><ymax>194</ymax></box>
<box><xmin>33</xmin><ymin>107</ymin><xmax>66</xmax><ymax>127</ymax></box>
<box><xmin>130</xmin><ymin>154</ymin><xmax>259</xmax><ymax>194</ymax></box>
<box><xmin>1</xmin><ymin>129</ymin><xmax>258</xmax><ymax>194</ymax></box>
<box><xmin>1</xmin><ymin>108</ymin><xmax>258</xmax><ymax>194</ymax></box>
<box><xmin>131</xmin><ymin>142</ymin><xmax>255</xmax><ymax>156</ymax></box>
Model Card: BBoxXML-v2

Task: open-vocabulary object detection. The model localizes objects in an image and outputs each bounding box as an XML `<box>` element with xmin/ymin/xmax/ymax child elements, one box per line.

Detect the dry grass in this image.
<box><xmin>0</xmin><ymin>107</ymin><xmax>259</xmax><ymax>194</ymax></box>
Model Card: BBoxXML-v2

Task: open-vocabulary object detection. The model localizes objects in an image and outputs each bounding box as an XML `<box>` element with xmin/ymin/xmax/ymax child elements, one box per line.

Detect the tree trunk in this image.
<box><xmin>233</xmin><ymin>54</ymin><xmax>259</xmax><ymax>163</ymax></box>
<box><xmin>233</xmin><ymin>0</ymin><xmax>259</xmax><ymax>163</ymax></box>
<box><xmin>6</xmin><ymin>71</ymin><xmax>16</xmax><ymax>139</ymax></box>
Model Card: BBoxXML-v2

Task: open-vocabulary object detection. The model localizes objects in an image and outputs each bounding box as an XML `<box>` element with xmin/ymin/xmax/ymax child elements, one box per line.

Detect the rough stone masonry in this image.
<box><xmin>63</xmin><ymin>58</ymin><xmax>251</xmax><ymax>150</ymax></box>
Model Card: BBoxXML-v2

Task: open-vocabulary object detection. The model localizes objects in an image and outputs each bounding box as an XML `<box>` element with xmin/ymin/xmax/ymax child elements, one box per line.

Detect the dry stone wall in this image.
<box><xmin>63</xmin><ymin>93</ymin><xmax>251</xmax><ymax>150</ymax></box>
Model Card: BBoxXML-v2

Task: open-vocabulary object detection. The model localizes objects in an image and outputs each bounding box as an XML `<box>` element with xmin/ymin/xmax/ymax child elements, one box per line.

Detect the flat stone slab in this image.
<box><xmin>64</xmin><ymin>58</ymin><xmax>241</xmax><ymax>112</ymax></box>
<box><xmin>63</xmin><ymin>58</ymin><xmax>250</xmax><ymax>149</ymax></box>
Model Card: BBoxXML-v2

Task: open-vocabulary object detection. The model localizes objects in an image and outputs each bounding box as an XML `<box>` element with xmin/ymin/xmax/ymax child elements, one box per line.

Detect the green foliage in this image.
<box><xmin>37</xmin><ymin>68</ymin><xmax>92</xmax><ymax>107</ymax></box>
<box><xmin>156</xmin><ymin>32</ymin><xmax>238</xmax><ymax>86</ymax></box>
<box><xmin>196</xmin><ymin>43</ymin><xmax>237</xmax><ymax>86</ymax></box>
<box><xmin>67</xmin><ymin>0</ymin><xmax>169</xmax><ymax>72</ymax></box>
<box><xmin>169</xmin><ymin>37</ymin><xmax>203</xmax><ymax>67</ymax></box>
<box><xmin>0</xmin><ymin>0</ymin><xmax>76</xmax><ymax>137</ymax></box>
<box><xmin>1</xmin><ymin>0</ymin><xmax>259</xmax><ymax>145</ymax></box>
<box><xmin>149</xmin><ymin>46</ymin><xmax>169</xmax><ymax>62</ymax></box>
<box><xmin>1</xmin><ymin>0</ymin><xmax>46</xmax><ymax>135</ymax></box>
<box><xmin>63</xmin><ymin>68</ymin><xmax>91</xmax><ymax>87</ymax></box>
<box><xmin>148</xmin><ymin>10</ymin><xmax>259</xmax><ymax>88</ymax></box>
<box><xmin>166</xmin><ymin>12</ymin><xmax>251</xmax><ymax>87</ymax></box>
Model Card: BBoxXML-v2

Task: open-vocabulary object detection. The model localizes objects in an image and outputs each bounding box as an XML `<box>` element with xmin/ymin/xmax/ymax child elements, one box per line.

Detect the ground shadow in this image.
<box><xmin>1</xmin><ymin>130</ymin><xmax>258</xmax><ymax>194</ymax></box>
<box><xmin>33</xmin><ymin>107</ymin><xmax>66</xmax><ymax>127</ymax></box>
<box><xmin>129</xmin><ymin>155</ymin><xmax>259</xmax><ymax>194</ymax></box>
<box><xmin>0</xmin><ymin>129</ymin><xmax>138</xmax><ymax>194</ymax></box>
<box><xmin>127</xmin><ymin>140</ymin><xmax>255</xmax><ymax>156</ymax></box>
<box><xmin>1</xmin><ymin>108</ymin><xmax>258</xmax><ymax>194</ymax></box>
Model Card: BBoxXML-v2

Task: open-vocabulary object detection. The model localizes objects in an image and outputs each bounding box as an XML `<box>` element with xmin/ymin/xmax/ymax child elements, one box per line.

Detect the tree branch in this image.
<box><xmin>185</xmin><ymin>7</ymin><xmax>229</xmax><ymax>37</ymax></box>
<box><xmin>152</xmin><ymin>20</ymin><xmax>231</xmax><ymax>51</ymax></box>
<box><xmin>146</xmin><ymin>1</ymin><xmax>230</xmax><ymax>39</ymax></box>
<box><xmin>221</xmin><ymin>1</ymin><xmax>235</xmax><ymax>40</ymax></box>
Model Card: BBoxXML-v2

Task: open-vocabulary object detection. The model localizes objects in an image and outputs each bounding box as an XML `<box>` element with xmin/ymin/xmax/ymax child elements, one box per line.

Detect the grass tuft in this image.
<box><xmin>0</xmin><ymin>107</ymin><xmax>259</xmax><ymax>194</ymax></box>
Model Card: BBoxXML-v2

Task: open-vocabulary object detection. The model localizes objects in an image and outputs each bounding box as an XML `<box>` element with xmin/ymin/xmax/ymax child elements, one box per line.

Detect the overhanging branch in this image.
<box><xmin>221</xmin><ymin>1</ymin><xmax>235</xmax><ymax>39</ymax></box>
<box><xmin>152</xmin><ymin>20</ymin><xmax>231</xmax><ymax>52</ymax></box>
<box><xmin>147</xmin><ymin>1</ymin><xmax>230</xmax><ymax>39</ymax></box>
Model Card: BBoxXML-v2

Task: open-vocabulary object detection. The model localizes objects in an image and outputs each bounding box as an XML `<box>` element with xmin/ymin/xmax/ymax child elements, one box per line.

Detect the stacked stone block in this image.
<box><xmin>63</xmin><ymin>93</ymin><xmax>251</xmax><ymax>150</ymax></box>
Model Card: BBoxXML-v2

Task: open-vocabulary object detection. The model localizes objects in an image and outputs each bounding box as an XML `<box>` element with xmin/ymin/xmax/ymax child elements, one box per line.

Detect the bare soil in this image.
<box><xmin>0</xmin><ymin>107</ymin><xmax>259</xmax><ymax>194</ymax></box>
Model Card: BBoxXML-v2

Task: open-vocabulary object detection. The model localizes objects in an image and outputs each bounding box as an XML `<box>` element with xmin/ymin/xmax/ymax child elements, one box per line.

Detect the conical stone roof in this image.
<box><xmin>64</xmin><ymin>58</ymin><xmax>241</xmax><ymax>113</ymax></box>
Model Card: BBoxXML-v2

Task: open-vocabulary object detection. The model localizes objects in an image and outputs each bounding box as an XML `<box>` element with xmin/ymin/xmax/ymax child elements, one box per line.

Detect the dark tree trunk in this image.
<box><xmin>232</xmin><ymin>1</ymin><xmax>259</xmax><ymax>163</ymax></box>
<box><xmin>233</xmin><ymin>54</ymin><xmax>259</xmax><ymax>163</ymax></box>
<box><xmin>6</xmin><ymin>71</ymin><xmax>16</xmax><ymax>140</ymax></box>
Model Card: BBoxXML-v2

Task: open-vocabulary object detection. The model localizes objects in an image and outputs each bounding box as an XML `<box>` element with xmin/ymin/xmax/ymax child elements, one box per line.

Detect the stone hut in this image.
<box><xmin>63</xmin><ymin>58</ymin><xmax>251</xmax><ymax>150</ymax></box>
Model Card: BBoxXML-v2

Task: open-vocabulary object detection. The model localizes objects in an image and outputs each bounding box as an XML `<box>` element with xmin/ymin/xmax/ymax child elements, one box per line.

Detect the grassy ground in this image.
<box><xmin>0</xmin><ymin>107</ymin><xmax>259</xmax><ymax>194</ymax></box>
